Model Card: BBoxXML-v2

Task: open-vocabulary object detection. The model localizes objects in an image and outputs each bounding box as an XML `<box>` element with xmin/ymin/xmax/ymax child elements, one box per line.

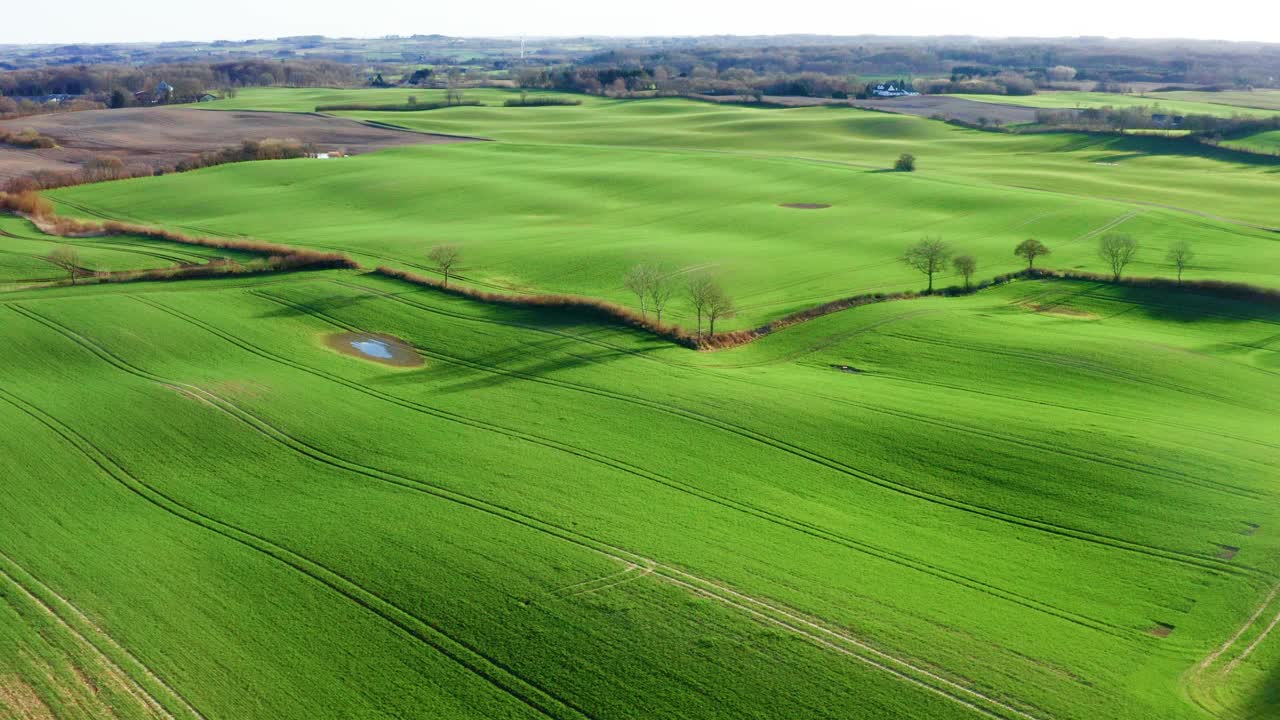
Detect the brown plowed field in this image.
<box><xmin>0</xmin><ymin>107</ymin><xmax>474</xmax><ymax>180</ymax></box>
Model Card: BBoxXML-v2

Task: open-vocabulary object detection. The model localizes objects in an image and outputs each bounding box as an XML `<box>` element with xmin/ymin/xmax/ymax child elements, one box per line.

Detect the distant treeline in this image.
<box><xmin>506</xmin><ymin>37</ymin><xmax>1280</xmax><ymax>100</ymax></box>
<box><xmin>0</xmin><ymin>59</ymin><xmax>357</xmax><ymax>102</ymax></box>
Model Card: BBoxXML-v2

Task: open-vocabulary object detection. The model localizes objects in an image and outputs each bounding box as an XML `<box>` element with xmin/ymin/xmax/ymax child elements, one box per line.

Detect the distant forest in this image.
<box><xmin>3</xmin><ymin>35</ymin><xmax>1280</xmax><ymax>114</ymax></box>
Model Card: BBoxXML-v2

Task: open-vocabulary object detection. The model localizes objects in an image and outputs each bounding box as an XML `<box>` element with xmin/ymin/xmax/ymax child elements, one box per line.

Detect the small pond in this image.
<box><xmin>323</xmin><ymin>332</ymin><xmax>423</xmax><ymax>367</ymax></box>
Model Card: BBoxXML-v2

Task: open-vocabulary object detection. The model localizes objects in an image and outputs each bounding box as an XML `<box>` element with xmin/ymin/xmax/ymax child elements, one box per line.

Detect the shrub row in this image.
<box><xmin>0</xmin><ymin>128</ymin><xmax>57</xmax><ymax>149</ymax></box>
<box><xmin>502</xmin><ymin>97</ymin><xmax>583</xmax><ymax>107</ymax></box>
<box><xmin>1</xmin><ymin>190</ymin><xmax>359</xmax><ymax>272</ymax></box>
<box><xmin>314</xmin><ymin>101</ymin><xmax>484</xmax><ymax>112</ymax></box>
<box><xmin>74</xmin><ymin>254</ymin><xmax>355</xmax><ymax>286</ymax></box>
<box><xmin>376</xmin><ymin>264</ymin><xmax>1280</xmax><ymax>352</ymax></box>
<box><xmin>373</xmin><ymin>266</ymin><xmax>702</xmax><ymax>348</ymax></box>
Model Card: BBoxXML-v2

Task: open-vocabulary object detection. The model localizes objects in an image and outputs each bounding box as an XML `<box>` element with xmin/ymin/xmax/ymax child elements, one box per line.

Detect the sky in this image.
<box><xmin>4</xmin><ymin>0</ymin><xmax>1280</xmax><ymax>45</ymax></box>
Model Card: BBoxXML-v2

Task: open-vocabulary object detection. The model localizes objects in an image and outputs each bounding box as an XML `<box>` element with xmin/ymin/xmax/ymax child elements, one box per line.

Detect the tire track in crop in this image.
<box><xmin>1196</xmin><ymin>584</ymin><xmax>1280</xmax><ymax>676</ymax></box>
<box><xmin>880</xmin><ymin>330</ymin><xmax>1256</xmax><ymax>411</ymax></box>
<box><xmin>5</xmin><ymin>306</ymin><xmax>1052</xmax><ymax>720</ymax></box>
<box><xmin>285</xmin><ymin>284</ymin><xmax>1249</xmax><ymax>576</ymax></box>
<box><xmin>1223</xmin><ymin>601</ymin><xmax>1280</xmax><ymax>676</ymax></box>
<box><xmin>5</xmin><ymin>307</ymin><xmax>598</xmax><ymax>720</ymax></box>
<box><xmin>0</xmin><ymin>548</ymin><xmax>198</xmax><ymax>720</ymax></box>
<box><xmin>253</xmin><ymin>291</ymin><xmax>1142</xmax><ymax>629</ymax></box>
<box><xmin>787</xmin><ymin>380</ymin><xmax>1270</xmax><ymax>504</ymax></box>
<box><xmin>138</xmin><ymin>294</ymin><xmax>1120</xmax><ymax>635</ymax></box>
<box><xmin>0</xmin><ymin>383</ymin><xmax>591</xmax><ymax>720</ymax></box>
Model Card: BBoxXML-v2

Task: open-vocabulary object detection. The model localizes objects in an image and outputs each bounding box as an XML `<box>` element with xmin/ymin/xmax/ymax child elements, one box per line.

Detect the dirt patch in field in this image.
<box><xmin>780</xmin><ymin>203</ymin><xmax>831</xmax><ymax>210</ymax></box>
<box><xmin>1148</xmin><ymin>623</ymin><xmax>1176</xmax><ymax>638</ymax></box>
<box><xmin>1219</xmin><ymin>545</ymin><xmax>1241</xmax><ymax>560</ymax></box>
<box><xmin>324</xmin><ymin>332</ymin><xmax>422</xmax><ymax>367</ymax></box>
<box><xmin>832</xmin><ymin>364</ymin><xmax>864</xmax><ymax>373</ymax></box>
<box><xmin>0</xmin><ymin>674</ymin><xmax>56</xmax><ymax>720</ymax></box>
<box><xmin>1243</xmin><ymin>523</ymin><xmax>1261</xmax><ymax>535</ymax></box>
<box><xmin>0</xmin><ymin>107</ymin><xmax>474</xmax><ymax>181</ymax></box>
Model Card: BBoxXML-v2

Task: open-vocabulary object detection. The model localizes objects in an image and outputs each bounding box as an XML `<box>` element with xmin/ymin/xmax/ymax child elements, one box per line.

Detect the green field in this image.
<box><xmin>1154</xmin><ymin>90</ymin><xmax>1280</xmax><ymax>113</ymax></box>
<box><xmin>3</xmin><ymin>85</ymin><xmax>1279</xmax><ymax>719</ymax></box>
<box><xmin>202</xmin><ymin>86</ymin><xmax>601</xmax><ymax>113</ymax></box>
<box><xmin>1</xmin><ymin>267</ymin><xmax>1277</xmax><ymax>720</ymax></box>
<box><xmin>950</xmin><ymin>90</ymin><xmax>1278</xmax><ymax>118</ymax></box>
<box><xmin>1223</xmin><ymin>130</ymin><xmax>1280</xmax><ymax>155</ymax></box>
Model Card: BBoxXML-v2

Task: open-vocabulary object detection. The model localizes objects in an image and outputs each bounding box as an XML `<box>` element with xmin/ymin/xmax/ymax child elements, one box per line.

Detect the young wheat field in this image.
<box><xmin>1</xmin><ymin>87</ymin><xmax>1277</xmax><ymax>720</ymax></box>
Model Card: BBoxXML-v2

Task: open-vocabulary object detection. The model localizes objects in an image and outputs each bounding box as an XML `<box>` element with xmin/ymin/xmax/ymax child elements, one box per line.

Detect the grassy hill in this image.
<box><xmin>950</xmin><ymin>90</ymin><xmax>1278</xmax><ymax>118</ymax></box>
<box><xmin>49</xmin><ymin>91</ymin><xmax>1280</xmax><ymax>329</ymax></box>
<box><xmin>2</xmin><ymin>86</ymin><xmax>1277</xmax><ymax>719</ymax></box>
<box><xmin>0</xmin><ymin>269</ymin><xmax>1276</xmax><ymax>719</ymax></box>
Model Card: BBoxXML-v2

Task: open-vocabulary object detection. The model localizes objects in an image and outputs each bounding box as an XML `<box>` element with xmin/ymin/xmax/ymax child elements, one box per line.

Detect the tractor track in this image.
<box><xmin>133</xmin><ymin>293</ymin><xmax>1125</xmax><ymax>635</ymax></box>
<box><xmin>268</xmin><ymin>284</ymin><xmax>1253</xmax><ymax>578</ymax></box>
<box><xmin>3</xmin><ymin>303</ymin><xmax>1052</xmax><ymax>720</ymax></box>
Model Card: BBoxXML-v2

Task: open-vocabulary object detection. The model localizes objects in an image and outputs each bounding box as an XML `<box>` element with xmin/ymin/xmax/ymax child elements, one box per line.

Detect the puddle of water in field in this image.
<box><xmin>323</xmin><ymin>332</ymin><xmax>422</xmax><ymax>367</ymax></box>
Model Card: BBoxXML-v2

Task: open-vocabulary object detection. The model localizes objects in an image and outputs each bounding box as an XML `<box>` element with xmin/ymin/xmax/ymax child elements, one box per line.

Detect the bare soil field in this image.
<box><xmin>0</xmin><ymin>107</ymin><xmax>473</xmax><ymax>180</ymax></box>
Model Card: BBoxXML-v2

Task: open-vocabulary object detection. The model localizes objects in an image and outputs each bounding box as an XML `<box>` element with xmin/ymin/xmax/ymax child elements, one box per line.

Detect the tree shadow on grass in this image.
<box><xmin>1061</xmin><ymin>134</ymin><xmax>1280</xmax><ymax>168</ymax></box>
<box><xmin>1102</xmin><ymin>284</ymin><xmax>1280</xmax><ymax>324</ymax></box>
<box><xmin>254</xmin><ymin>291</ymin><xmax>379</xmax><ymax>321</ymax></box>
<box><xmin>371</xmin><ymin>336</ymin><xmax>642</xmax><ymax>395</ymax></box>
<box><xmin>1241</xmin><ymin>662</ymin><xmax>1280</xmax><ymax>719</ymax></box>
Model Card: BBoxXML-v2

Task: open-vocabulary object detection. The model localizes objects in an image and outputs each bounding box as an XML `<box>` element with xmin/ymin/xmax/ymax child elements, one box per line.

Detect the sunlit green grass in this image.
<box><xmin>7</xmin><ymin>85</ymin><xmax>1279</xmax><ymax>720</ymax></box>
<box><xmin>951</xmin><ymin>90</ymin><xmax>1277</xmax><ymax>118</ymax></box>
<box><xmin>1</xmin><ymin>272</ymin><xmax>1276</xmax><ymax>719</ymax></box>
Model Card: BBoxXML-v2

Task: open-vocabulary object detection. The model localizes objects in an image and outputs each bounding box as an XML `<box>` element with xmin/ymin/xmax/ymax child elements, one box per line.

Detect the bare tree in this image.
<box><xmin>686</xmin><ymin>274</ymin><xmax>716</xmax><ymax>338</ymax></box>
<box><xmin>705</xmin><ymin>283</ymin><xmax>735</xmax><ymax>336</ymax></box>
<box><xmin>445</xmin><ymin>68</ymin><xmax>465</xmax><ymax>105</ymax></box>
<box><xmin>428</xmin><ymin>244</ymin><xmax>461</xmax><ymax>286</ymax></box>
<box><xmin>901</xmin><ymin>237</ymin><xmax>951</xmax><ymax>292</ymax></box>
<box><xmin>45</xmin><ymin>245</ymin><xmax>80</xmax><ymax>284</ymax></box>
<box><xmin>953</xmin><ymin>254</ymin><xmax>977</xmax><ymax>290</ymax></box>
<box><xmin>1166</xmin><ymin>240</ymin><xmax>1194</xmax><ymax>284</ymax></box>
<box><xmin>1047</xmin><ymin>65</ymin><xmax>1078</xmax><ymax>83</ymax></box>
<box><xmin>1014</xmin><ymin>238</ymin><xmax>1051</xmax><ymax>269</ymax></box>
<box><xmin>624</xmin><ymin>264</ymin><xmax>656</xmax><ymax>318</ymax></box>
<box><xmin>1098</xmin><ymin>233</ymin><xmax>1139</xmax><ymax>281</ymax></box>
<box><xmin>647</xmin><ymin>269</ymin><xmax>675</xmax><ymax>323</ymax></box>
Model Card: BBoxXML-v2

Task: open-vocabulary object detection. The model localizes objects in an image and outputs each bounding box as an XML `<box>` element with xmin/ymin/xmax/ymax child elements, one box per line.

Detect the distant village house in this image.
<box><xmin>872</xmin><ymin>83</ymin><xmax>920</xmax><ymax>98</ymax></box>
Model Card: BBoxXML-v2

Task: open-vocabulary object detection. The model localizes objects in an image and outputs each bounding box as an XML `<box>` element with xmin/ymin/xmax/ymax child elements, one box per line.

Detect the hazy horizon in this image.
<box><xmin>4</xmin><ymin>0</ymin><xmax>1278</xmax><ymax>46</ymax></box>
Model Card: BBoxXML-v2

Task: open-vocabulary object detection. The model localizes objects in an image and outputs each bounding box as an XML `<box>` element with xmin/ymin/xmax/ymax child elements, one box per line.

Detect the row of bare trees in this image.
<box><xmin>903</xmin><ymin>234</ymin><xmax>1197</xmax><ymax>290</ymax></box>
<box><xmin>427</xmin><ymin>245</ymin><xmax>737</xmax><ymax>338</ymax></box>
<box><xmin>626</xmin><ymin>264</ymin><xmax>735</xmax><ymax>336</ymax></box>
